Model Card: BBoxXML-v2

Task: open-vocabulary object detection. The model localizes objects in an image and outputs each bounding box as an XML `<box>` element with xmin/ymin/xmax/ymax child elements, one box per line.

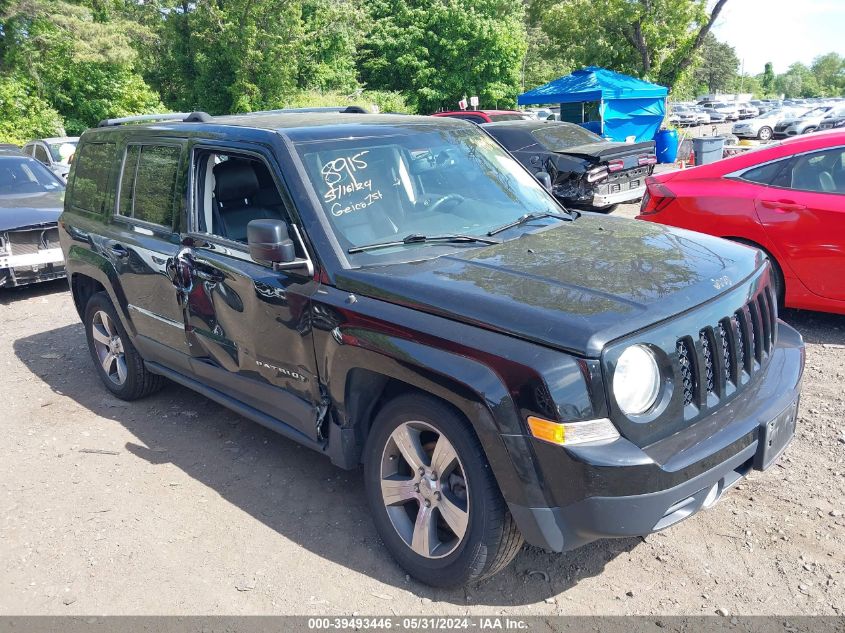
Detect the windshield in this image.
<box><xmin>531</xmin><ymin>123</ymin><xmax>603</xmax><ymax>150</ymax></box>
<box><xmin>294</xmin><ymin>125</ymin><xmax>564</xmax><ymax>265</ymax></box>
<box><xmin>0</xmin><ymin>157</ymin><xmax>65</xmax><ymax>196</ymax></box>
<box><xmin>802</xmin><ymin>107</ymin><xmax>830</xmax><ymax>118</ymax></box>
<box><xmin>48</xmin><ymin>140</ymin><xmax>78</xmax><ymax>164</ymax></box>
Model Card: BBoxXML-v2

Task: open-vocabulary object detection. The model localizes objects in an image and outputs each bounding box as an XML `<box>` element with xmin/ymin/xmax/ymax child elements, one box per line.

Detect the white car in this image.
<box><xmin>732</xmin><ymin>108</ymin><xmax>807</xmax><ymax>141</ymax></box>
<box><xmin>22</xmin><ymin>137</ymin><xmax>79</xmax><ymax>181</ymax></box>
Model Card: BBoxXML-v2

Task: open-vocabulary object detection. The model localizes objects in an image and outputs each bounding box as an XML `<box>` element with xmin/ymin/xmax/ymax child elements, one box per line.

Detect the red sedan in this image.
<box><xmin>638</xmin><ymin>130</ymin><xmax>845</xmax><ymax>315</ymax></box>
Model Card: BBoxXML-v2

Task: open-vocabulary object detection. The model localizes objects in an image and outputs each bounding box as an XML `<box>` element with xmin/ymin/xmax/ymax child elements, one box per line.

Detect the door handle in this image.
<box><xmin>759</xmin><ymin>199</ymin><xmax>806</xmax><ymax>211</ymax></box>
<box><xmin>108</xmin><ymin>243</ymin><xmax>130</xmax><ymax>258</ymax></box>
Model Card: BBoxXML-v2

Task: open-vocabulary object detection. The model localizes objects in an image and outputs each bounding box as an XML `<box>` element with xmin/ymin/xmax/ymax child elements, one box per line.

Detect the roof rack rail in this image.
<box><xmin>96</xmin><ymin>112</ymin><xmax>212</xmax><ymax>127</ymax></box>
<box><xmin>243</xmin><ymin>106</ymin><xmax>369</xmax><ymax>116</ymax></box>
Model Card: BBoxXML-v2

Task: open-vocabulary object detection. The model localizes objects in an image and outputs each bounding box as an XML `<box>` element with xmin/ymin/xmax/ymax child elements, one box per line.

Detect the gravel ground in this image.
<box><xmin>1</xmin><ymin>226</ymin><xmax>843</xmax><ymax>615</ymax></box>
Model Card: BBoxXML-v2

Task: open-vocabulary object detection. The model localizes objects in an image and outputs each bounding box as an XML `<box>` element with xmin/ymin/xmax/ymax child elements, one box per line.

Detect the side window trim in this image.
<box><xmin>729</xmin><ymin>144</ymin><xmax>845</xmax><ymax>195</ymax></box>
<box><xmin>113</xmin><ymin>141</ymin><xmax>184</xmax><ymax>233</ymax></box>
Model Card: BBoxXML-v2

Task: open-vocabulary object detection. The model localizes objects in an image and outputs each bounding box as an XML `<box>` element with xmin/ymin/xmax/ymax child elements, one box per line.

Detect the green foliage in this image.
<box><xmin>775</xmin><ymin>63</ymin><xmax>822</xmax><ymax>98</ymax></box>
<box><xmin>359</xmin><ymin>0</ymin><xmax>527</xmax><ymax>113</ymax></box>
<box><xmin>761</xmin><ymin>62</ymin><xmax>776</xmax><ymax>96</ymax></box>
<box><xmin>693</xmin><ymin>33</ymin><xmax>738</xmax><ymax>93</ymax></box>
<box><xmin>281</xmin><ymin>89</ymin><xmax>413</xmax><ymax>113</ymax></box>
<box><xmin>811</xmin><ymin>53</ymin><xmax>845</xmax><ymax>96</ymax></box>
<box><xmin>0</xmin><ymin>0</ymin><xmax>163</xmax><ymax>138</ymax></box>
<box><xmin>0</xmin><ymin>76</ymin><xmax>64</xmax><ymax>145</ymax></box>
<box><xmin>530</xmin><ymin>0</ymin><xmax>725</xmax><ymax>89</ymax></box>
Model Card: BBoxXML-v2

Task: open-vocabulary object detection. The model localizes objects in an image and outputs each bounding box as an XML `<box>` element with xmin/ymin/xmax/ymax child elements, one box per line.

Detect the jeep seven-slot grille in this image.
<box><xmin>677</xmin><ymin>285</ymin><xmax>777</xmax><ymax>408</ymax></box>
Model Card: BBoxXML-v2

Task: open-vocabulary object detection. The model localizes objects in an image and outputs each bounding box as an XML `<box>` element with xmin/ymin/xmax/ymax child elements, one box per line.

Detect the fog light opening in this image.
<box><xmin>702</xmin><ymin>483</ymin><xmax>720</xmax><ymax>509</ymax></box>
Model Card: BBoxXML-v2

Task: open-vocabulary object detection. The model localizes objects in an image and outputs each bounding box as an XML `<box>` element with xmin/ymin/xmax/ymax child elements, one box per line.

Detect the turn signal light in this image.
<box><xmin>527</xmin><ymin>416</ymin><xmax>620</xmax><ymax>446</ymax></box>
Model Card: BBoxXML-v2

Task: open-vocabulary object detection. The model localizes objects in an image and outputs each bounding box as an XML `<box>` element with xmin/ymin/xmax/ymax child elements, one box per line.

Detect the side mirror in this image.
<box><xmin>247</xmin><ymin>219</ymin><xmax>296</xmax><ymax>265</ymax></box>
<box><xmin>534</xmin><ymin>171</ymin><xmax>552</xmax><ymax>191</ymax></box>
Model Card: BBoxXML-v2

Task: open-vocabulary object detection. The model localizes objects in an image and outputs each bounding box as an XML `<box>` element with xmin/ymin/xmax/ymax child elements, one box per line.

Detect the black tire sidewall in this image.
<box><xmin>84</xmin><ymin>292</ymin><xmax>143</xmax><ymax>398</ymax></box>
<box><xmin>363</xmin><ymin>395</ymin><xmax>500</xmax><ymax>587</ymax></box>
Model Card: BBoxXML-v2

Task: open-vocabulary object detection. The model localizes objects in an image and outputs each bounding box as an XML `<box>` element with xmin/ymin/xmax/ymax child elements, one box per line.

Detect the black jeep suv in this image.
<box><xmin>59</xmin><ymin>111</ymin><xmax>805</xmax><ymax>587</ymax></box>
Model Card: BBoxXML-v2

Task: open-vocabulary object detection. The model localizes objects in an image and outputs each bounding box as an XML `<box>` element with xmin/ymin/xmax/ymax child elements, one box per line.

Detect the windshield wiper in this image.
<box><xmin>486</xmin><ymin>211</ymin><xmax>572</xmax><ymax>237</ymax></box>
<box><xmin>348</xmin><ymin>233</ymin><xmax>501</xmax><ymax>254</ymax></box>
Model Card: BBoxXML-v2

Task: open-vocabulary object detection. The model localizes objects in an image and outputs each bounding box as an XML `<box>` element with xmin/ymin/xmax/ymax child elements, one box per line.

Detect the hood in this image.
<box><xmin>0</xmin><ymin>191</ymin><xmax>64</xmax><ymax>232</ymax></box>
<box><xmin>335</xmin><ymin>215</ymin><xmax>764</xmax><ymax>357</ymax></box>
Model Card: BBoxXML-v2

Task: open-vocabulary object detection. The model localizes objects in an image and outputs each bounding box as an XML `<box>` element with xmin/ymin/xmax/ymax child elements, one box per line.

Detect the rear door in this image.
<box><xmin>173</xmin><ymin>141</ymin><xmax>323</xmax><ymax>441</ymax></box>
<box><xmin>108</xmin><ymin>139</ymin><xmax>189</xmax><ymax>352</ymax></box>
<box><xmin>754</xmin><ymin>145</ymin><xmax>845</xmax><ymax>300</ymax></box>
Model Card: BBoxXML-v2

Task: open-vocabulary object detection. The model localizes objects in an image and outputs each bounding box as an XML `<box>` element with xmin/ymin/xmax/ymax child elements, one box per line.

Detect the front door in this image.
<box><xmin>173</xmin><ymin>143</ymin><xmax>324</xmax><ymax>441</ymax></box>
<box><xmin>755</xmin><ymin>145</ymin><xmax>845</xmax><ymax>301</ymax></box>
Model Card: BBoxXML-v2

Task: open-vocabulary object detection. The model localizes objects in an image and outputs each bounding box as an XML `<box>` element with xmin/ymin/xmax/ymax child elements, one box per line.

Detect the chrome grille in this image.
<box><xmin>677</xmin><ymin>282</ymin><xmax>776</xmax><ymax>410</ymax></box>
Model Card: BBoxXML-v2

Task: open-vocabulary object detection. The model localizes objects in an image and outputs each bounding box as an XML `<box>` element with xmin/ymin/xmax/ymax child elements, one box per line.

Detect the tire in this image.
<box><xmin>758</xmin><ymin>126</ymin><xmax>773</xmax><ymax>141</ymax></box>
<box><xmin>802</xmin><ymin>126</ymin><xmax>816</xmax><ymax>134</ymax></box>
<box><xmin>363</xmin><ymin>394</ymin><xmax>523</xmax><ymax>587</ymax></box>
<box><xmin>84</xmin><ymin>291</ymin><xmax>165</xmax><ymax>400</ymax></box>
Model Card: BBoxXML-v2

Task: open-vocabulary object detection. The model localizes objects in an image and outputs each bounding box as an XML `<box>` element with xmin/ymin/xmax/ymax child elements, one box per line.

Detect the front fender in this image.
<box><xmin>310</xmin><ymin>286</ymin><xmax>598</xmax><ymax>509</ymax></box>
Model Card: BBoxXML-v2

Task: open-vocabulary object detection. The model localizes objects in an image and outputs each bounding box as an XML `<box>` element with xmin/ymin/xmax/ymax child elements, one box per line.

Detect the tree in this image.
<box><xmin>811</xmin><ymin>53</ymin><xmax>845</xmax><ymax>96</ymax></box>
<box><xmin>693</xmin><ymin>33</ymin><xmax>738</xmax><ymax>93</ymax></box>
<box><xmin>0</xmin><ymin>0</ymin><xmax>162</xmax><ymax>134</ymax></box>
<box><xmin>530</xmin><ymin>0</ymin><xmax>729</xmax><ymax>89</ymax></box>
<box><xmin>761</xmin><ymin>62</ymin><xmax>776</xmax><ymax>96</ymax></box>
<box><xmin>359</xmin><ymin>0</ymin><xmax>527</xmax><ymax>113</ymax></box>
<box><xmin>0</xmin><ymin>76</ymin><xmax>65</xmax><ymax>144</ymax></box>
<box><xmin>776</xmin><ymin>62</ymin><xmax>821</xmax><ymax>98</ymax></box>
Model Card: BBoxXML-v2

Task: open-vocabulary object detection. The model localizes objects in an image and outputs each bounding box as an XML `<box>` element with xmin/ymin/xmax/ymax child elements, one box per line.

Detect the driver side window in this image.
<box><xmin>193</xmin><ymin>149</ymin><xmax>291</xmax><ymax>244</ymax></box>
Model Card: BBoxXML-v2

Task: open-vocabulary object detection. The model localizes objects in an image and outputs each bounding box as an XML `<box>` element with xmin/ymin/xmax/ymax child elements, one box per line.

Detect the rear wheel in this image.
<box><xmin>758</xmin><ymin>126</ymin><xmax>773</xmax><ymax>141</ymax></box>
<box><xmin>802</xmin><ymin>126</ymin><xmax>816</xmax><ymax>134</ymax></box>
<box><xmin>364</xmin><ymin>394</ymin><xmax>523</xmax><ymax>587</ymax></box>
<box><xmin>84</xmin><ymin>292</ymin><xmax>165</xmax><ymax>400</ymax></box>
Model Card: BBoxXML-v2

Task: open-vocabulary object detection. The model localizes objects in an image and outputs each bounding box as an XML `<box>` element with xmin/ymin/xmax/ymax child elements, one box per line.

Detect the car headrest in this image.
<box><xmin>214</xmin><ymin>160</ymin><xmax>259</xmax><ymax>203</ymax></box>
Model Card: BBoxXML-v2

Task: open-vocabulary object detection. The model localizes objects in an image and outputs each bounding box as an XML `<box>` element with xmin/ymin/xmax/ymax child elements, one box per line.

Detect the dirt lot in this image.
<box><xmin>1</xmin><ymin>266</ymin><xmax>844</xmax><ymax>615</ymax></box>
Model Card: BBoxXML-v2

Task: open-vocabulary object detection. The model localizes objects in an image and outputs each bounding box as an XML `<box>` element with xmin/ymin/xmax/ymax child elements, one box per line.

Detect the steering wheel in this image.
<box><xmin>420</xmin><ymin>193</ymin><xmax>466</xmax><ymax>214</ymax></box>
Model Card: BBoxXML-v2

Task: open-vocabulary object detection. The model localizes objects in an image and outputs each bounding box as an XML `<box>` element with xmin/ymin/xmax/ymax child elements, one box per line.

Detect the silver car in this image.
<box><xmin>22</xmin><ymin>137</ymin><xmax>79</xmax><ymax>181</ymax></box>
<box><xmin>732</xmin><ymin>108</ymin><xmax>807</xmax><ymax>141</ymax></box>
<box><xmin>773</xmin><ymin>106</ymin><xmax>845</xmax><ymax>138</ymax></box>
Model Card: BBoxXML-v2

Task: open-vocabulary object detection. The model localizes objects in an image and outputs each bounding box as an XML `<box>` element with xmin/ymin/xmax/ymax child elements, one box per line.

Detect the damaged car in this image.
<box><xmin>0</xmin><ymin>148</ymin><xmax>66</xmax><ymax>288</ymax></box>
<box><xmin>482</xmin><ymin>120</ymin><xmax>656</xmax><ymax>211</ymax></box>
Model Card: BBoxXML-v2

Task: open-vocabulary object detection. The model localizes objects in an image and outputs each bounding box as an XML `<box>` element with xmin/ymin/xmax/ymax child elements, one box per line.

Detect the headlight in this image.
<box><xmin>613</xmin><ymin>344</ymin><xmax>660</xmax><ymax>415</ymax></box>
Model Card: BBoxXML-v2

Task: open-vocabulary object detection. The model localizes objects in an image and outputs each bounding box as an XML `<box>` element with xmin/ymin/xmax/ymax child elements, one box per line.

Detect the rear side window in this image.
<box><xmin>741</xmin><ymin>160</ymin><xmax>790</xmax><ymax>187</ymax></box>
<box><xmin>70</xmin><ymin>142</ymin><xmax>115</xmax><ymax>213</ymax></box>
<box><xmin>117</xmin><ymin>144</ymin><xmax>181</xmax><ymax>228</ymax></box>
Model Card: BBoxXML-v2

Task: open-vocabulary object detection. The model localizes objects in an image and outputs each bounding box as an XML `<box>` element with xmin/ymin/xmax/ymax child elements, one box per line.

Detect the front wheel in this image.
<box><xmin>758</xmin><ymin>126</ymin><xmax>773</xmax><ymax>141</ymax></box>
<box><xmin>364</xmin><ymin>394</ymin><xmax>523</xmax><ymax>587</ymax></box>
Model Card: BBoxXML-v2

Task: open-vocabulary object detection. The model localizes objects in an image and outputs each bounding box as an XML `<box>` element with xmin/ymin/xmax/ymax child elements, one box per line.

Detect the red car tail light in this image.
<box><xmin>638</xmin><ymin>154</ymin><xmax>657</xmax><ymax>166</ymax></box>
<box><xmin>639</xmin><ymin>177</ymin><xmax>676</xmax><ymax>215</ymax></box>
<box><xmin>608</xmin><ymin>159</ymin><xmax>625</xmax><ymax>172</ymax></box>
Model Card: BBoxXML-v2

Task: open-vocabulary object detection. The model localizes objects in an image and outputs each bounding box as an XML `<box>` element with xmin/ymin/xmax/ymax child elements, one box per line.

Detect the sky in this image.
<box><xmin>712</xmin><ymin>0</ymin><xmax>845</xmax><ymax>75</ymax></box>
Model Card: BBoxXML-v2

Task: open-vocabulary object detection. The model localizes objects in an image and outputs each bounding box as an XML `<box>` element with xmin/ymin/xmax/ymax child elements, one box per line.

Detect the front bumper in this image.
<box><xmin>0</xmin><ymin>248</ymin><xmax>66</xmax><ymax>287</ymax></box>
<box><xmin>509</xmin><ymin>320</ymin><xmax>804</xmax><ymax>552</ymax></box>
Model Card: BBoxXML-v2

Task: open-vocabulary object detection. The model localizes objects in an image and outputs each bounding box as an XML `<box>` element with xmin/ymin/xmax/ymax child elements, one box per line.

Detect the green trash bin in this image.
<box><xmin>692</xmin><ymin>137</ymin><xmax>725</xmax><ymax>165</ymax></box>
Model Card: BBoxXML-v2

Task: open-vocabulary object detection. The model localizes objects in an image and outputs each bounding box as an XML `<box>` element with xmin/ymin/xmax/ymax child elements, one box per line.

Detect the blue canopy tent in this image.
<box><xmin>518</xmin><ymin>67</ymin><xmax>668</xmax><ymax>143</ymax></box>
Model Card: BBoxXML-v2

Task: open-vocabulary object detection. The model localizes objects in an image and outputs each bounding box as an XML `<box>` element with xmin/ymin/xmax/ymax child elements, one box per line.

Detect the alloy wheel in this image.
<box><xmin>379</xmin><ymin>421</ymin><xmax>469</xmax><ymax>559</ymax></box>
<box><xmin>91</xmin><ymin>310</ymin><xmax>127</xmax><ymax>385</ymax></box>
